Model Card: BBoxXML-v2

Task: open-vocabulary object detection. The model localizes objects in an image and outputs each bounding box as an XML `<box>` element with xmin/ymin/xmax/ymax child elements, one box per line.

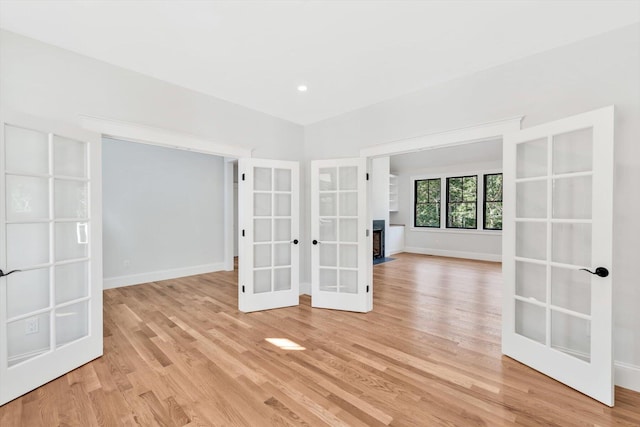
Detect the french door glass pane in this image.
<box><xmin>273</xmin><ymin>243</ymin><xmax>291</xmax><ymax>266</ymax></box>
<box><xmin>54</xmin><ymin>222</ymin><xmax>89</xmax><ymax>261</ymax></box>
<box><xmin>274</xmin><ymin>168</ymin><xmax>291</xmax><ymax>191</ymax></box>
<box><xmin>254</xmin><ymin>193</ymin><xmax>271</xmax><ymax>216</ymax></box>
<box><xmin>254</xmin><ymin>244</ymin><xmax>271</xmax><ymax>268</ymax></box>
<box><xmin>7</xmin><ymin>223</ymin><xmax>49</xmax><ymax>267</ymax></box>
<box><xmin>53</xmin><ymin>136</ymin><xmax>87</xmax><ymax>178</ymax></box>
<box><xmin>55</xmin><ymin>301</ymin><xmax>88</xmax><ymax>347</ymax></box>
<box><xmin>339</xmin><ymin>166</ymin><xmax>357</xmax><ymax>190</ymax></box>
<box><xmin>7</xmin><ymin>268</ymin><xmax>50</xmax><ymax>318</ymax></box>
<box><xmin>319</xmin><ymin>268</ymin><xmax>337</xmax><ymax>291</ymax></box>
<box><xmin>320</xmin><ymin>219</ymin><xmax>337</xmax><ymax>241</ymax></box>
<box><xmin>551</xmin><ymin>267</ymin><xmax>591</xmax><ymax>315</ymax></box>
<box><xmin>54</xmin><ymin>180</ymin><xmax>88</xmax><ymax>219</ymax></box>
<box><xmin>6</xmin><ymin>175</ymin><xmax>49</xmax><ymax>221</ymax></box>
<box><xmin>320</xmin><ymin>244</ymin><xmax>337</xmax><ymax>267</ymax></box>
<box><xmin>254</xmin><ymin>219</ymin><xmax>271</xmax><ymax>242</ymax></box>
<box><xmin>515</xmin><ymin>300</ymin><xmax>545</xmax><ymax>345</ymax></box>
<box><xmin>274</xmin><ymin>193</ymin><xmax>291</xmax><ymax>216</ymax></box>
<box><xmin>7</xmin><ymin>312</ymin><xmax>51</xmax><ymax>367</ymax></box>
<box><xmin>273</xmin><ymin>219</ymin><xmax>290</xmax><ymax>241</ymax></box>
<box><xmin>552</xmin><ymin>128</ymin><xmax>593</xmax><ymax>174</ymax></box>
<box><xmin>339</xmin><ymin>192</ymin><xmax>357</xmax><ymax>216</ymax></box>
<box><xmin>551</xmin><ymin>223</ymin><xmax>591</xmax><ymax>266</ymax></box>
<box><xmin>320</xmin><ymin>193</ymin><xmax>337</xmax><ymax>216</ymax></box>
<box><xmin>339</xmin><ymin>270</ymin><xmax>358</xmax><ymax>294</ymax></box>
<box><xmin>515</xmin><ymin>222</ymin><xmax>546</xmax><ymax>260</ymax></box>
<box><xmin>551</xmin><ymin>310</ymin><xmax>591</xmax><ymax>362</ymax></box>
<box><xmin>319</xmin><ymin>168</ymin><xmax>337</xmax><ymax>191</ymax></box>
<box><xmin>552</xmin><ymin>176</ymin><xmax>592</xmax><ymax>219</ymax></box>
<box><xmin>339</xmin><ymin>245</ymin><xmax>357</xmax><ymax>268</ymax></box>
<box><xmin>516</xmin><ymin>180</ymin><xmax>546</xmax><ymax>218</ymax></box>
<box><xmin>339</xmin><ymin>219</ymin><xmax>358</xmax><ymax>242</ymax></box>
<box><xmin>274</xmin><ymin>268</ymin><xmax>291</xmax><ymax>291</ymax></box>
<box><xmin>254</xmin><ymin>270</ymin><xmax>271</xmax><ymax>294</ymax></box>
<box><xmin>254</xmin><ymin>167</ymin><xmax>272</xmax><ymax>191</ymax></box>
<box><xmin>5</xmin><ymin>125</ymin><xmax>49</xmax><ymax>175</ymax></box>
<box><xmin>515</xmin><ymin>261</ymin><xmax>546</xmax><ymax>302</ymax></box>
<box><xmin>516</xmin><ymin>138</ymin><xmax>547</xmax><ymax>179</ymax></box>
<box><xmin>55</xmin><ymin>262</ymin><xmax>89</xmax><ymax>304</ymax></box>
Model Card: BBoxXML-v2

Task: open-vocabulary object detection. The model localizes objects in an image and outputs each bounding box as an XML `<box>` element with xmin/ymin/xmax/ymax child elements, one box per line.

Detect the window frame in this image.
<box><xmin>410</xmin><ymin>169</ymin><xmax>502</xmax><ymax>234</ymax></box>
<box><xmin>483</xmin><ymin>173</ymin><xmax>503</xmax><ymax>231</ymax></box>
<box><xmin>413</xmin><ymin>178</ymin><xmax>441</xmax><ymax>228</ymax></box>
<box><xmin>445</xmin><ymin>175</ymin><xmax>478</xmax><ymax>229</ymax></box>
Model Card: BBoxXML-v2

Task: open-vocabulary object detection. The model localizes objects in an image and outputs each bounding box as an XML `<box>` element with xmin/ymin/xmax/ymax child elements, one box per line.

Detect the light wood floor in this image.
<box><xmin>1</xmin><ymin>253</ymin><xmax>639</xmax><ymax>426</ymax></box>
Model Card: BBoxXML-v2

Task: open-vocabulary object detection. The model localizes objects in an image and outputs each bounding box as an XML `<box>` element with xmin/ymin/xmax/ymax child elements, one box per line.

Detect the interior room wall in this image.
<box><xmin>392</xmin><ymin>159</ymin><xmax>502</xmax><ymax>261</ymax></box>
<box><xmin>304</xmin><ymin>24</ymin><xmax>640</xmax><ymax>385</ymax></box>
<box><xmin>102</xmin><ymin>138</ymin><xmax>224</xmax><ymax>287</ymax></box>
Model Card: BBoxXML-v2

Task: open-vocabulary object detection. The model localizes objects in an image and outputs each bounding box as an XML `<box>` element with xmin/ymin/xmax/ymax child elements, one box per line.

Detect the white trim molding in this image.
<box><xmin>103</xmin><ymin>262</ymin><xmax>225</xmax><ymax>289</ymax></box>
<box><xmin>615</xmin><ymin>361</ymin><xmax>640</xmax><ymax>393</ymax></box>
<box><xmin>360</xmin><ymin>116</ymin><xmax>523</xmax><ymax>158</ymax></box>
<box><xmin>80</xmin><ymin>114</ymin><xmax>252</xmax><ymax>158</ymax></box>
<box><xmin>404</xmin><ymin>246</ymin><xmax>501</xmax><ymax>263</ymax></box>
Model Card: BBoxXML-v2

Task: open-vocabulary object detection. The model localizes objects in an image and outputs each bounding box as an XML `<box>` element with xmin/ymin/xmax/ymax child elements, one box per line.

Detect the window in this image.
<box><xmin>483</xmin><ymin>173</ymin><xmax>503</xmax><ymax>230</ymax></box>
<box><xmin>414</xmin><ymin>178</ymin><xmax>441</xmax><ymax>227</ymax></box>
<box><xmin>446</xmin><ymin>175</ymin><xmax>477</xmax><ymax>229</ymax></box>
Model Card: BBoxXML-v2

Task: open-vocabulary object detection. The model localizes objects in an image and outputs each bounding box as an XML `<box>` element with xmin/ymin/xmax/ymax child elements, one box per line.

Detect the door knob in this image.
<box><xmin>292</xmin><ymin>239</ymin><xmax>299</xmax><ymax>244</ymax></box>
<box><xmin>312</xmin><ymin>240</ymin><xmax>319</xmax><ymax>245</ymax></box>
<box><xmin>0</xmin><ymin>269</ymin><xmax>21</xmax><ymax>278</ymax></box>
<box><xmin>580</xmin><ymin>267</ymin><xmax>609</xmax><ymax>278</ymax></box>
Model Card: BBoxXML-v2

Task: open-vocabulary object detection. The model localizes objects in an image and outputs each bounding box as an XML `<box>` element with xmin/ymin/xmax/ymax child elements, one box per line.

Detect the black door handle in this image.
<box><xmin>580</xmin><ymin>267</ymin><xmax>609</xmax><ymax>278</ymax></box>
<box><xmin>0</xmin><ymin>269</ymin><xmax>21</xmax><ymax>278</ymax></box>
<box><xmin>292</xmin><ymin>239</ymin><xmax>299</xmax><ymax>245</ymax></box>
<box><xmin>312</xmin><ymin>240</ymin><xmax>319</xmax><ymax>245</ymax></box>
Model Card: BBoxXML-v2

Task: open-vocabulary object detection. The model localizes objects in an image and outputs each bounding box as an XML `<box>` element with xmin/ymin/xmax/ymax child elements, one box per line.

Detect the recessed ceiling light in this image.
<box><xmin>297</xmin><ymin>85</ymin><xmax>308</xmax><ymax>92</ymax></box>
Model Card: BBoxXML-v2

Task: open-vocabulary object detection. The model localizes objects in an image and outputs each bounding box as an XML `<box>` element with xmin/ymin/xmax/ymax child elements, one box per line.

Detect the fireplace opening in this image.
<box><xmin>372</xmin><ymin>220</ymin><xmax>385</xmax><ymax>260</ymax></box>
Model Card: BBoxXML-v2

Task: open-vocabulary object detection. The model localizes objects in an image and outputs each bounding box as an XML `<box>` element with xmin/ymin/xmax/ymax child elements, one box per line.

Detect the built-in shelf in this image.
<box><xmin>389</xmin><ymin>173</ymin><xmax>398</xmax><ymax>212</ymax></box>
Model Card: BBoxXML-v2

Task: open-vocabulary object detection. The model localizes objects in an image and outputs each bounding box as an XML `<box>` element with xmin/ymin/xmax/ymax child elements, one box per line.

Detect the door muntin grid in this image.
<box><xmin>4</xmin><ymin>124</ymin><xmax>92</xmax><ymax>368</ymax></box>
<box><xmin>514</xmin><ymin>127</ymin><xmax>594</xmax><ymax>362</ymax></box>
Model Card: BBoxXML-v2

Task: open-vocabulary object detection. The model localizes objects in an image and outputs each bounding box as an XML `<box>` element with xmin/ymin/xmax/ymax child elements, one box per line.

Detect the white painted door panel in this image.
<box><xmin>502</xmin><ymin>106</ymin><xmax>614</xmax><ymax>406</ymax></box>
<box><xmin>0</xmin><ymin>112</ymin><xmax>103</xmax><ymax>405</ymax></box>
<box><xmin>238</xmin><ymin>158</ymin><xmax>299</xmax><ymax>312</ymax></box>
<box><xmin>311</xmin><ymin>158</ymin><xmax>372</xmax><ymax>313</ymax></box>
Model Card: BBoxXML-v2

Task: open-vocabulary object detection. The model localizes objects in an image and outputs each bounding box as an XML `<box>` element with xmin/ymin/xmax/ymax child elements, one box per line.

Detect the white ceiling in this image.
<box><xmin>1</xmin><ymin>1</ymin><xmax>638</xmax><ymax>125</ymax></box>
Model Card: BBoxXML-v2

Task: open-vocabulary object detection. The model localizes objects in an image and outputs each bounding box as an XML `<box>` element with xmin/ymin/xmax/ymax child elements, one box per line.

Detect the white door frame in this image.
<box><xmin>81</xmin><ymin>115</ymin><xmax>252</xmax><ymax>272</ymax></box>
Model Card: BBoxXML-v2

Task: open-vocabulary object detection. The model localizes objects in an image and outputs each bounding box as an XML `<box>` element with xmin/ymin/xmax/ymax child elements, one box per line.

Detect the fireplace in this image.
<box><xmin>372</xmin><ymin>220</ymin><xmax>385</xmax><ymax>260</ymax></box>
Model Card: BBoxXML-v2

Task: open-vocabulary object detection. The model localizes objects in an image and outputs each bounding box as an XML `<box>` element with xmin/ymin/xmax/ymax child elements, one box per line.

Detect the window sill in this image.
<box><xmin>409</xmin><ymin>227</ymin><xmax>502</xmax><ymax>236</ymax></box>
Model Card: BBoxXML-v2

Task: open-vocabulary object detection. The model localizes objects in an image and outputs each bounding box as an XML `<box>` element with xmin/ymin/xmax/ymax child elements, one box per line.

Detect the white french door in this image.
<box><xmin>0</xmin><ymin>112</ymin><xmax>103</xmax><ymax>405</ymax></box>
<box><xmin>238</xmin><ymin>158</ymin><xmax>299</xmax><ymax>312</ymax></box>
<box><xmin>311</xmin><ymin>158</ymin><xmax>372</xmax><ymax>313</ymax></box>
<box><xmin>502</xmin><ymin>106</ymin><xmax>614</xmax><ymax>406</ymax></box>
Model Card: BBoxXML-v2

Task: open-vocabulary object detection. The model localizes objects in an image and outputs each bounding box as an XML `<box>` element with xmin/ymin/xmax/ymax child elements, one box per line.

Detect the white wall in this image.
<box><xmin>305</xmin><ymin>24</ymin><xmax>640</xmax><ymax>383</ymax></box>
<box><xmin>371</xmin><ymin>156</ymin><xmax>390</xmax><ymax>256</ymax></box>
<box><xmin>102</xmin><ymin>138</ymin><xmax>224</xmax><ymax>287</ymax></box>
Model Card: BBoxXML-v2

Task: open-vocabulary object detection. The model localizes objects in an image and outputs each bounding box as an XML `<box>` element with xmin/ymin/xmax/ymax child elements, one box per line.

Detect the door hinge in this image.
<box><xmin>242</xmin><ymin>173</ymin><xmax>245</xmax><ymax>181</ymax></box>
<box><xmin>366</xmin><ymin>173</ymin><xmax>369</xmax><ymax>181</ymax></box>
<box><xmin>242</xmin><ymin>229</ymin><xmax>245</xmax><ymax>237</ymax></box>
<box><xmin>366</xmin><ymin>229</ymin><xmax>370</xmax><ymax>237</ymax></box>
<box><xmin>242</xmin><ymin>285</ymin><xmax>245</xmax><ymax>293</ymax></box>
<box><xmin>366</xmin><ymin>285</ymin><xmax>370</xmax><ymax>293</ymax></box>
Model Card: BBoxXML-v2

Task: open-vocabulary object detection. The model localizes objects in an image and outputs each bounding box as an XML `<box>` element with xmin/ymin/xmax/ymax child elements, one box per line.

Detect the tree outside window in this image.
<box><xmin>414</xmin><ymin>178</ymin><xmax>440</xmax><ymax>227</ymax></box>
<box><xmin>484</xmin><ymin>173</ymin><xmax>503</xmax><ymax>230</ymax></box>
<box><xmin>446</xmin><ymin>176</ymin><xmax>477</xmax><ymax>229</ymax></box>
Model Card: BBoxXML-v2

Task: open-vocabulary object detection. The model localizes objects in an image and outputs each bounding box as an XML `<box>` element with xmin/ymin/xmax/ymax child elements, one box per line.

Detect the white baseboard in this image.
<box><xmin>103</xmin><ymin>262</ymin><xmax>225</xmax><ymax>289</ymax></box>
<box><xmin>299</xmin><ymin>281</ymin><xmax>311</xmax><ymax>296</ymax></box>
<box><xmin>615</xmin><ymin>361</ymin><xmax>640</xmax><ymax>392</ymax></box>
<box><xmin>388</xmin><ymin>248</ymin><xmax>404</xmax><ymax>256</ymax></box>
<box><xmin>404</xmin><ymin>246</ymin><xmax>501</xmax><ymax>262</ymax></box>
